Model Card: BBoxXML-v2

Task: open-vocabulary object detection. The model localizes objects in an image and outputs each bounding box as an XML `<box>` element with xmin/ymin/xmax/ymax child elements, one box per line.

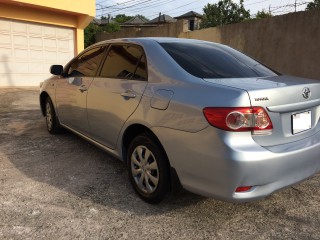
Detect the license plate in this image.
<box><xmin>292</xmin><ymin>111</ymin><xmax>311</xmax><ymax>134</ymax></box>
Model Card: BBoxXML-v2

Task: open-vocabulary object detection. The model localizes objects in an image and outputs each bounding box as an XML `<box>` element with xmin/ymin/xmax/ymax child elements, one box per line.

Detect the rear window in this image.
<box><xmin>159</xmin><ymin>42</ymin><xmax>278</xmax><ymax>79</ymax></box>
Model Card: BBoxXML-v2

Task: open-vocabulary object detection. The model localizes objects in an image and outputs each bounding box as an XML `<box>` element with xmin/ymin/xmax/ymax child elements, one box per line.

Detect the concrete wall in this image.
<box><xmin>96</xmin><ymin>20</ymin><xmax>187</xmax><ymax>42</ymax></box>
<box><xmin>97</xmin><ymin>10</ymin><xmax>320</xmax><ymax>80</ymax></box>
<box><xmin>179</xmin><ymin>10</ymin><xmax>320</xmax><ymax>80</ymax></box>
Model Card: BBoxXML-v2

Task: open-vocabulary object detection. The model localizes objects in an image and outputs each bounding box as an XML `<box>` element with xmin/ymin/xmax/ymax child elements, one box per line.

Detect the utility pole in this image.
<box><xmin>269</xmin><ymin>4</ymin><xmax>271</xmax><ymax>14</ymax></box>
<box><xmin>294</xmin><ymin>0</ymin><xmax>297</xmax><ymax>12</ymax></box>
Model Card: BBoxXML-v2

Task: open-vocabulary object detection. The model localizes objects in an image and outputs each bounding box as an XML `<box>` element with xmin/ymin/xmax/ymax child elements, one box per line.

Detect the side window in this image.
<box><xmin>99</xmin><ymin>44</ymin><xmax>147</xmax><ymax>81</ymax></box>
<box><xmin>67</xmin><ymin>46</ymin><xmax>106</xmax><ymax>77</ymax></box>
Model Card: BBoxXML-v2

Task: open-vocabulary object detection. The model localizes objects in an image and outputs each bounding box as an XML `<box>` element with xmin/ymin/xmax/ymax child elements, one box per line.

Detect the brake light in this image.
<box><xmin>235</xmin><ymin>186</ymin><xmax>253</xmax><ymax>192</ymax></box>
<box><xmin>203</xmin><ymin>107</ymin><xmax>273</xmax><ymax>133</ymax></box>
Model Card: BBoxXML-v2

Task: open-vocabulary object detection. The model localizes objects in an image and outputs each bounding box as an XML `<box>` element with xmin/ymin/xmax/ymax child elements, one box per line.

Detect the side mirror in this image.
<box><xmin>50</xmin><ymin>65</ymin><xmax>63</xmax><ymax>76</ymax></box>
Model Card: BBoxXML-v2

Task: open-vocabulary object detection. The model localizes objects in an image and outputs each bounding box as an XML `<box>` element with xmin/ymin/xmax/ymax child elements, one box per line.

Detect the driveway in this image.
<box><xmin>0</xmin><ymin>88</ymin><xmax>319</xmax><ymax>239</ymax></box>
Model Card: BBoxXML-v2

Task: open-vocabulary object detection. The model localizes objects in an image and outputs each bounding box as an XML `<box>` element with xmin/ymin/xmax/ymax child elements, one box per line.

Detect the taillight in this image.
<box><xmin>203</xmin><ymin>107</ymin><xmax>273</xmax><ymax>134</ymax></box>
<box><xmin>235</xmin><ymin>186</ymin><xmax>253</xmax><ymax>192</ymax></box>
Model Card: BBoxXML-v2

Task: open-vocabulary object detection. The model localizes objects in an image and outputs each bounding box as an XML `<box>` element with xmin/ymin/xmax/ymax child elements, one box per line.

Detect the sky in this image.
<box><xmin>96</xmin><ymin>0</ymin><xmax>313</xmax><ymax>20</ymax></box>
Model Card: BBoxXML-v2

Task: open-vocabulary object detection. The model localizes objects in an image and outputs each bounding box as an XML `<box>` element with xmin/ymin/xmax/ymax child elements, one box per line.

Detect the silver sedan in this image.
<box><xmin>40</xmin><ymin>38</ymin><xmax>320</xmax><ymax>203</ymax></box>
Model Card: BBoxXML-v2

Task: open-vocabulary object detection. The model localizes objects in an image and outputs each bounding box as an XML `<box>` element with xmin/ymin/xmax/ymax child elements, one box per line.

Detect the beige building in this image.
<box><xmin>175</xmin><ymin>11</ymin><xmax>203</xmax><ymax>31</ymax></box>
<box><xmin>0</xmin><ymin>0</ymin><xmax>95</xmax><ymax>86</ymax></box>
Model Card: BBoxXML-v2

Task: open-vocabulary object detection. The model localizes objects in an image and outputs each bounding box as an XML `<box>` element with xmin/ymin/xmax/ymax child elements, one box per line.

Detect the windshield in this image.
<box><xmin>159</xmin><ymin>42</ymin><xmax>279</xmax><ymax>79</ymax></box>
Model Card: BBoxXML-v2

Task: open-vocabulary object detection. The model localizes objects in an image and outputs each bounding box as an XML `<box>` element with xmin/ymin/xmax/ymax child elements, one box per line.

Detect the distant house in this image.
<box><xmin>122</xmin><ymin>15</ymin><xmax>149</xmax><ymax>25</ymax></box>
<box><xmin>91</xmin><ymin>17</ymin><xmax>114</xmax><ymax>26</ymax></box>
<box><xmin>150</xmin><ymin>14</ymin><xmax>177</xmax><ymax>24</ymax></box>
<box><xmin>120</xmin><ymin>15</ymin><xmax>158</xmax><ymax>28</ymax></box>
<box><xmin>175</xmin><ymin>11</ymin><xmax>203</xmax><ymax>31</ymax></box>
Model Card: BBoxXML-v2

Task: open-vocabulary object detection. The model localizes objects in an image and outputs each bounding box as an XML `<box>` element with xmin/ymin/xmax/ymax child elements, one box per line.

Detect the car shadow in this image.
<box><xmin>1</xmin><ymin>105</ymin><xmax>213</xmax><ymax>215</ymax></box>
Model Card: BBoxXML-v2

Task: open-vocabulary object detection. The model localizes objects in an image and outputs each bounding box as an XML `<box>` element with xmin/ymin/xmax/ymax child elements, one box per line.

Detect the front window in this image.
<box><xmin>67</xmin><ymin>46</ymin><xmax>106</xmax><ymax>77</ymax></box>
<box><xmin>99</xmin><ymin>44</ymin><xmax>147</xmax><ymax>81</ymax></box>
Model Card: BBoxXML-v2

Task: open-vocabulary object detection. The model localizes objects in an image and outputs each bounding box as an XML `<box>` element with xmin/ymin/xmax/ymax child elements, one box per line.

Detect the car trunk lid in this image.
<box><xmin>203</xmin><ymin>75</ymin><xmax>320</xmax><ymax>146</ymax></box>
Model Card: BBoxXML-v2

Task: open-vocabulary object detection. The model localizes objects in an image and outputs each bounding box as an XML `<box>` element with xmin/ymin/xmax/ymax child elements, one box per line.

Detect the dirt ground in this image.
<box><xmin>0</xmin><ymin>88</ymin><xmax>319</xmax><ymax>240</ymax></box>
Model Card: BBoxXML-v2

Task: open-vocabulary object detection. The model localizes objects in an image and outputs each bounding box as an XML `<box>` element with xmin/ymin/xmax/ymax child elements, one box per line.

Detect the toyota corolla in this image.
<box><xmin>40</xmin><ymin>38</ymin><xmax>320</xmax><ymax>203</ymax></box>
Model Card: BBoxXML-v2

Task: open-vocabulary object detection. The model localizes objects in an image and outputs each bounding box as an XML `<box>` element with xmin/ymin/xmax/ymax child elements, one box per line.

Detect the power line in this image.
<box><xmin>96</xmin><ymin>0</ymin><xmax>315</xmax><ymax>19</ymax></box>
<box><xmin>97</xmin><ymin>0</ymin><xmax>161</xmax><ymax>16</ymax></box>
<box><xmin>96</xmin><ymin>0</ymin><xmax>143</xmax><ymax>10</ymax></box>
<box><xmin>146</xmin><ymin>0</ymin><xmax>207</xmax><ymax>18</ymax></box>
<box><xmin>121</xmin><ymin>0</ymin><xmax>178</xmax><ymax>15</ymax></box>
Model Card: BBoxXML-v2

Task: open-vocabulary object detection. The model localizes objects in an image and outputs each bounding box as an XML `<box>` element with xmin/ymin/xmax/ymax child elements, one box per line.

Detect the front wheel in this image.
<box><xmin>127</xmin><ymin>133</ymin><xmax>171</xmax><ymax>204</ymax></box>
<box><xmin>45</xmin><ymin>97</ymin><xmax>61</xmax><ymax>134</ymax></box>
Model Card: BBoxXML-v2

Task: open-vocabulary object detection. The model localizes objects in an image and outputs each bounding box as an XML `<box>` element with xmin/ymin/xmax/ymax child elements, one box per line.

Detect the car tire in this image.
<box><xmin>45</xmin><ymin>97</ymin><xmax>61</xmax><ymax>134</ymax></box>
<box><xmin>127</xmin><ymin>133</ymin><xmax>171</xmax><ymax>204</ymax></box>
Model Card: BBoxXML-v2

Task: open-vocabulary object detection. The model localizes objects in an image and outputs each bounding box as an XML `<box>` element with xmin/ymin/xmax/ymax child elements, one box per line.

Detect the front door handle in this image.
<box><xmin>79</xmin><ymin>85</ymin><xmax>88</xmax><ymax>93</ymax></box>
<box><xmin>121</xmin><ymin>90</ymin><xmax>136</xmax><ymax>99</ymax></box>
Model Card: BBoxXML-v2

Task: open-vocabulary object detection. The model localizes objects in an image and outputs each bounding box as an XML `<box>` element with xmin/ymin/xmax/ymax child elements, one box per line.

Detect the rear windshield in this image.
<box><xmin>159</xmin><ymin>42</ymin><xmax>278</xmax><ymax>79</ymax></box>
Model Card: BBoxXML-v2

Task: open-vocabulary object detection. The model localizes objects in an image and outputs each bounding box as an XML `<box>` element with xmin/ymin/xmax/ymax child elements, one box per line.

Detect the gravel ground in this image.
<box><xmin>0</xmin><ymin>88</ymin><xmax>319</xmax><ymax>240</ymax></box>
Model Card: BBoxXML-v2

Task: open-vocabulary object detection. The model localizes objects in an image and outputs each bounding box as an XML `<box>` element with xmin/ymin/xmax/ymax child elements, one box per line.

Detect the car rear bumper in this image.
<box><xmin>152</xmin><ymin>126</ymin><xmax>320</xmax><ymax>202</ymax></box>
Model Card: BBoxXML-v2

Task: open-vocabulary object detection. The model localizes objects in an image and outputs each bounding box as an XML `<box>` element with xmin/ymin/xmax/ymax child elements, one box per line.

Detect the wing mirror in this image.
<box><xmin>50</xmin><ymin>65</ymin><xmax>63</xmax><ymax>76</ymax></box>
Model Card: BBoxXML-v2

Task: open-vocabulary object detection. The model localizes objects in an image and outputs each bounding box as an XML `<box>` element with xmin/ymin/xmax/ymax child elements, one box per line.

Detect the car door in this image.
<box><xmin>86</xmin><ymin>44</ymin><xmax>148</xmax><ymax>149</ymax></box>
<box><xmin>55</xmin><ymin>46</ymin><xmax>106</xmax><ymax>134</ymax></box>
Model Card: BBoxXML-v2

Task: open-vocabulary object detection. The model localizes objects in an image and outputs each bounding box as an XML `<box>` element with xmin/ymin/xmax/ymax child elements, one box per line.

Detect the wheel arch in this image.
<box><xmin>122</xmin><ymin>123</ymin><xmax>183</xmax><ymax>193</ymax></box>
<box><xmin>40</xmin><ymin>91</ymin><xmax>49</xmax><ymax>116</ymax></box>
<box><xmin>122</xmin><ymin>124</ymin><xmax>166</xmax><ymax>163</ymax></box>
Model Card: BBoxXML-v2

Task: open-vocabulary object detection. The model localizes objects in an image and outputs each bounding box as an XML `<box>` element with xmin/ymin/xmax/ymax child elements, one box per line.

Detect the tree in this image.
<box><xmin>200</xmin><ymin>0</ymin><xmax>250</xmax><ymax>29</ymax></box>
<box><xmin>84</xmin><ymin>23</ymin><xmax>100</xmax><ymax>48</ymax></box>
<box><xmin>255</xmin><ymin>10</ymin><xmax>272</xmax><ymax>19</ymax></box>
<box><xmin>306</xmin><ymin>0</ymin><xmax>320</xmax><ymax>10</ymax></box>
<box><xmin>114</xmin><ymin>14</ymin><xmax>133</xmax><ymax>23</ymax></box>
<box><xmin>84</xmin><ymin>22</ymin><xmax>120</xmax><ymax>48</ymax></box>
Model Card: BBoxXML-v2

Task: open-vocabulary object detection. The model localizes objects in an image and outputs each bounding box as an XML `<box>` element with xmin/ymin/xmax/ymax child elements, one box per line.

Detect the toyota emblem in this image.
<box><xmin>302</xmin><ymin>87</ymin><xmax>311</xmax><ymax>99</ymax></box>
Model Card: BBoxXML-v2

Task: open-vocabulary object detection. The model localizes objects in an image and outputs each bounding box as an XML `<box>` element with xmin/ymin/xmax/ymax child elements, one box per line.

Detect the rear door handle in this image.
<box><xmin>121</xmin><ymin>90</ymin><xmax>136</xmax><ymax>99</ymax></box>
<box><xmin>79</xmin><ymin>85</ymin><xmax>88</xmax><ymax>93</ymax></box>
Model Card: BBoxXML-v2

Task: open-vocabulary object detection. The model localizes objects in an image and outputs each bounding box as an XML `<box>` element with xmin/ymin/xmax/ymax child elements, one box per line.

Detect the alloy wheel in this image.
<box><xmin>131</xmin><ymin>145</ymin><xmax>159</xmax><ymax>193</ymax></box>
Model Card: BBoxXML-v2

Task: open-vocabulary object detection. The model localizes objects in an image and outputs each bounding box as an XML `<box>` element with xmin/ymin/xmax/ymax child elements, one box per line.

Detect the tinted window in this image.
<box><xmin>100</xmin><ymin>44</ymin><xmax>147</xmax><ymax>80</ymax></box>
<box><xmin>67</xmin><ymin>46</ymin><xmax>106</xmax><ymax>77</ymax></box>
<box><xmin>159</xmin><ymin>42</ymin><xmax>278</xmax><ymax>78</ymax></box>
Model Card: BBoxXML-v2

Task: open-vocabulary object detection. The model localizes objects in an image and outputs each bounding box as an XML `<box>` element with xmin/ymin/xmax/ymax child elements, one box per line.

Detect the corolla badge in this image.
<box><xmin>302</xmin><ymin>87</ymin><xmax>311</xmax><ymax>99</ymax></box>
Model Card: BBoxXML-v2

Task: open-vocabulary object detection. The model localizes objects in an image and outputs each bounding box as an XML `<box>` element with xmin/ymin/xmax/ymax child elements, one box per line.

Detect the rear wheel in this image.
<box><xmin>127</xmin><ymin>133</ymin><xmax>170</xmax><ymax>203</ymax></box>
<box><xmin>45</xmin><ymin>97</ymin><xmax>61</xmax><ymax>134</ymax></box>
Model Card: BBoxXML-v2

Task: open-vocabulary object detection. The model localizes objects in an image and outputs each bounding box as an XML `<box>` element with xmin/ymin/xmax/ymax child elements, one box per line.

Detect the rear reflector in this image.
<box><xmin>235</xmin><ymin>186</ymin><xmax>253</xmax><ymax>192</ymax></box>
<box><xmin>203</xmin><ymin>107</ymin><xmax>273</xmax><ymax>133</ymax></box>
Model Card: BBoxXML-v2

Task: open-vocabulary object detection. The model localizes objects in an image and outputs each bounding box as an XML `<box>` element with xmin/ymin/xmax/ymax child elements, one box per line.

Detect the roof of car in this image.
<box><xmin>95</xmin><ymin>37</ymin><xmax>219</xmax><ymax>46</ymax></box>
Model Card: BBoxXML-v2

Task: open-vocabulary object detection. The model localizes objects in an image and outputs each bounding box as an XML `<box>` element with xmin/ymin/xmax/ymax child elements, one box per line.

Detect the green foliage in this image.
<box><xmin>114</xmin><ymin>14</ymin><xmax>133</xmax><ymax>23</ymax></box>
<box><xmin>255</xmin><ymin>10</ymin><xmax>272</xmax><ymax>19</ymax></box>
<box><xmin>306</xmin><ymin>0</ymin><xmax>320</xmax><ymax>10</ymax></box>
<box><xmin>200</xmin><ymin>0</ymin><xmax>250</xmax><ymax>29</ymax></box>
<box><xmin>84</xmin><ymin>22</ymin><xmax>120</xmax><ymax>48</ymax></box>
<box><xmin>84</xmin><ymin>23</ymin><xmax>100</xmax><ymax>49</ymax></box>
<box><xmin>103</xmin><ymin>22</ymin><xmax>121</xmax><ymax>33</ymax></box>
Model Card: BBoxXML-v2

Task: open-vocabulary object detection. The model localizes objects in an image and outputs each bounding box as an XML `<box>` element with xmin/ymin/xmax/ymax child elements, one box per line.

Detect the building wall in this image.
<box><xmin>97</xmin><ymin>10</ymin><xmax>320</xmax><ymax>80</ymax></box>
<box><xmin>0</xmin><ymin>0</ymin><xmax>95</xmax><ymax>86</ymax></box>
<box><xmin>0</xmin><ymin>0</ymin><xmax>95</xmax><ymax>53</ymax></box>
